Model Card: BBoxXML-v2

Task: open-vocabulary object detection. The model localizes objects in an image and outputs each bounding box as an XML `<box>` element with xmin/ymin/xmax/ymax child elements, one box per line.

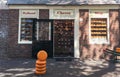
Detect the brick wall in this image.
<box><xmin>39</xmin><ymin>9</ymin><xmax>49</xmax><ymax>19</ymax></box>
<box><xmin>5</xmin><ymin>9</ymin><xmax>49</xmax><ymax>59</ymax></box>
<box><xmin>0</xmin><ymin>9</ymin><xmax>50</xmax><ymax>59</ymax></box>
<box><xmin>7</xmin><ymin>9</ymin><xmax>32</xmax><ymax>58</ymax></box>
<box><xmin>79</xmin><ymin>9</ymin><xmax>120</xmax><ymax>60</ymax></box>
<box><xmin>0</xmin><ymin>10</ymin><xmax>9</xmax><ymax>59</ymax></box>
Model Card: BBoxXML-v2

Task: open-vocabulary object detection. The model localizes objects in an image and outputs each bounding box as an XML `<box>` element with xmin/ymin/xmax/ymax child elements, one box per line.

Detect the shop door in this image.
<box><xmin>54</xmin><ymin>20</ymin><xmax>74</xmax><ymax>58</ymax></box>
<box><xmin>32</xmin><ymin>19</ymin><xmax>53</xmax><ymax>58</ymax></box>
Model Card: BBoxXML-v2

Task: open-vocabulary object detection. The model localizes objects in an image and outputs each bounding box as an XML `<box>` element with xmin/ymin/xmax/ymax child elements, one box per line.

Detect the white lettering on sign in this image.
<box><xmin>52</xmin><ymin>9</ymin><xmax>75</xmax><ymax>19</ymax></box>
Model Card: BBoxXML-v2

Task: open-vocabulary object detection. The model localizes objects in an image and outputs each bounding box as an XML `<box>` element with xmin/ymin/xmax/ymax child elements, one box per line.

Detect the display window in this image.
<box><xmin>91</xmin><ymin>18</ymin><xmax>107</xmax><ymax>39</ymax></box>
<box><xmin>18</xmin><ymin>10</ymin><xmax>39</xmax><ymax>44</ymax></box>
<box><xmin>89</xmin><ymin>10</ymin><xmax>109</xmax><ymax>44</ymax></box>
<box><xmin>54</xmin><ymin>20</ymin><xmax>74</xmax><ymax>57</ymax></box>
<box><xmin>20</xmin><ymin>18</ymin><xmax>33</xmax><ymax>42</ymax></box>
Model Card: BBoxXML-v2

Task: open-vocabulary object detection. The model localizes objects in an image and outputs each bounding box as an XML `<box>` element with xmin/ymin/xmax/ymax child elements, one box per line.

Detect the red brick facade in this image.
<box><xmin>0</xmin><ymin>9</ymin><xmax>120</xmax><ymax>59</ymax></box>
<box><xmin>79</xmin><ymin>9</ymin><xmax>120</xmax><ymax>60</ymax></box>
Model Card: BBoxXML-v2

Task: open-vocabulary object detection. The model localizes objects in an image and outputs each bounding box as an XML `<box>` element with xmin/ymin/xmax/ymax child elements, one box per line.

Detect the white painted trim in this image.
<box><xmin>74</xmin><ymin>8</ymin><xmax>80</xmax><ymax>58</ymax></box>
<box><xmin>18</xmin><ymin>10</ymin><xmax>21</xmax><ymax>44</ymax></box>
<box><xmin>89</xmin><ymin>9</ymin><xmax>110</xmax><ymax>44</ymax></box>
<box><xmin>8</xmin><ymin>5</ymin><xmax>119</xmax><ymax>9</ymax></box>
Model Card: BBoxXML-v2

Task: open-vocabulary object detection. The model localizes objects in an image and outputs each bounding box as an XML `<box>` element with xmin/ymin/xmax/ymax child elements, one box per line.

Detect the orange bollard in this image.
<box><xmin>35</xmin><ymin>50</ymin><xmax>48</xmax><ymax>75</ymax></box>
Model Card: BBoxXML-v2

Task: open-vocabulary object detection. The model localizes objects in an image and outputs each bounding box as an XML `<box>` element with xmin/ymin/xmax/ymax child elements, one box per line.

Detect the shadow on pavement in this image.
<box><xmin>0</xmin><ymin>59</ymin><xmax>120</xmax><ymax>77</ymax></box>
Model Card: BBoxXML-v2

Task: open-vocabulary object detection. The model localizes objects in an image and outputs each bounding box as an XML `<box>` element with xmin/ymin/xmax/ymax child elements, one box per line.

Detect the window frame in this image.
<box><xmin>89</xmin><ymin>9</ymin><xmax>110</xmax><ymax>44</ymax></box>
<box><xmin>18</xmin><ymin>9</ymin><xmax>39</xmax><ymax>44</ymax></box>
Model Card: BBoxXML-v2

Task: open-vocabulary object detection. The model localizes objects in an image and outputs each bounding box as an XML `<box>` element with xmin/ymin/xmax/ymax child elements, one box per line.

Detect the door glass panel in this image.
<box><xmin>54</xmin><ymin>20</ymin><xmax>74</xmax><ymax>57</ymax></box>
<box><xmin>36</xmin><ymin>22</ymin><xmax>51</xmax><ymax>41</ymax></box>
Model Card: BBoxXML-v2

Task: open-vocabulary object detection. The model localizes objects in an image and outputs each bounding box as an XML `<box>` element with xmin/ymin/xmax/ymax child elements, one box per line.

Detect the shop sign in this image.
<box><xmin>21</xmin><ymin>10</ymin><xmax>38</xmax><ymax>18</ymax></box>
<box><xmin>89</xmin><ymin>10</ymin><xmax>109</xmax><ymax>18</ymax></box>
<box><xmin>52</xmin><ymin>9</ymin><xmax>75</xmax><ymax>19</ymax></box>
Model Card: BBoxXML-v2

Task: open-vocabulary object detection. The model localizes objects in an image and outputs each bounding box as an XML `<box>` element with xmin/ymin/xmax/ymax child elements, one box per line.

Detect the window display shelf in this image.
<box><xmin>20</xmin><ymin>18</ymin><xmax>33</xmax><ymax>41</ymax></box>
<box><xmin>54</xmin><ymin>20</ymin><xmax>74</xmax><ymax>53</ymax></box>
<box><xmin>90</xmin><ymin>18</ymin><xmax>107</xmax><ymax>39</ymax></box>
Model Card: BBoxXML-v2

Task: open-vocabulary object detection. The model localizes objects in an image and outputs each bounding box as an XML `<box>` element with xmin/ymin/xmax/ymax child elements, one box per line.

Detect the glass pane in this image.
<box><xmin>54</xmin><ymin>20</ymin><xmax>74</xmax><ymax>57</ymax></box>
<box><xmin>37</xmin><ymin>22</ymin><xmax>51</xmax><ymax>41</ymax></box>
<box><xmin>20</xmin><ymin>18</ymin><xmax>33</xmax><ymax>41</ymax></box>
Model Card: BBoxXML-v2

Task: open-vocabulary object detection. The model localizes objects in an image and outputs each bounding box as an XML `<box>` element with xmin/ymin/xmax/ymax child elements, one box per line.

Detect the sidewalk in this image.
<box><xmin>0</xmin><ymin>59</ymin><xmax>120</xmax><ymax>77</ymax></box>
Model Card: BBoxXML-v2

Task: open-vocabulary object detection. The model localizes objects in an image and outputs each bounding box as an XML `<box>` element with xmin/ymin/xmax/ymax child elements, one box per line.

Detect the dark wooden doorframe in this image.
<box><xmin>32</xmin><ymin>19</ymin><xmax>53</xmax><ymax>58</ymax></box>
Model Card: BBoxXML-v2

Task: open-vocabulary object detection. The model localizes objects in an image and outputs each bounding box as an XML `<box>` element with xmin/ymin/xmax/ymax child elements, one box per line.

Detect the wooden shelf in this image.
<box><xmin>90</xmin><ymin>18</ymin><xmax>107</xmax><ymax>38</ymax></box>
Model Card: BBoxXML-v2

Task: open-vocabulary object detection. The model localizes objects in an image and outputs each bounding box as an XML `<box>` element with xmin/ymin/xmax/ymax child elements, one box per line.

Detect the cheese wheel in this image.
<box><xmin>36</xmin><ymin>60</ymin><xmax>46</xmax><ymax>65</ymax></box>
<box><xmin>36</xmin><ymin>67</ymin><xmax>46</xmax><ymax>71</ymax></box>
<box><xmin>37</xmin><ymin>50</ymin><xmax>48</xmax><ymax>60</ymax></box>
<box><xmin>35</xmin><ymin>70</ymin><xmax>46</xmax><ymax>75</ymax></box>
<box><xmin>36</xmin><ymin>63</ymin><xmax>46</xmax><ymax>68</ymax></box>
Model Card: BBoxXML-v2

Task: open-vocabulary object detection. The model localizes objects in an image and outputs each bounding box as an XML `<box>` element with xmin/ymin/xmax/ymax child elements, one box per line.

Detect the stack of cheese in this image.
<box><xmin>35</xmin><ymin>50</ymin><xmax>48</xmax><ymax>75</ymax></box>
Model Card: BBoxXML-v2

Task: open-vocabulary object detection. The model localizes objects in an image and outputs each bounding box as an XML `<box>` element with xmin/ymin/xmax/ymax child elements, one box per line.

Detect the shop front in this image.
<box><xmin>8</xmin><ymin>8</ymin><xmax>79</xmax><ymax>59</ymax></box>
<box><xmin>5</xmin><ymin>0</ymin><xmax>120</xmax><ymax>60</ymax></box>
<box><xmin>31</xmin><ymin>9</ymin><xmax>75</xmax><ymax>59</ymax></box>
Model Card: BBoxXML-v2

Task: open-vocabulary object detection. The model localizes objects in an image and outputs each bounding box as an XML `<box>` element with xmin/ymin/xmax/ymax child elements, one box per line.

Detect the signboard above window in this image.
<box><xmin>89</xmin><ymin>9</ymin><xmax>109</xmax><ymax>18</ymax></box>
<box><xmin>50</xmin><ymin>9</ymin><xmax>75</xmax><ymax>19</ymax></box>
<box><xmin>21</xmin><ymin>10</ymin><xmax>38</xmax><ymax>18</ymax></box>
